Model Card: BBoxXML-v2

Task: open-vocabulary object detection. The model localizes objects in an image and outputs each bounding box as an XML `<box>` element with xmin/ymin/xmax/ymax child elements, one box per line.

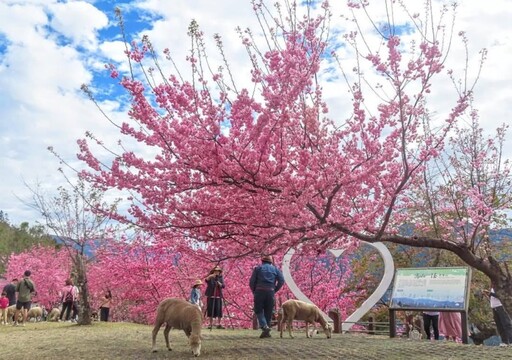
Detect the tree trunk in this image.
<box><xmin>341</xmin><ymin>229</ymin><xmax>512</xmax><ymax>318</ymax></box>
<box><xmin>75</xmin><ymin>254</ymin><xmax>92</xmax><ymax>325</ymax></box>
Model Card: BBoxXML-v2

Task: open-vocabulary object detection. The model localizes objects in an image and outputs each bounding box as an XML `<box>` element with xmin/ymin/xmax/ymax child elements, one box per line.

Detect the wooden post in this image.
<box><xmin>328</xmin><ymin>308</ymin><xmax>341</xmax><ymax>333</ymax></box>
<box><xmin>460</xmin><ymin>311</ymin><xmax>469</xmax><ymax>344</ymax></box>
<box><xmin>368</xmin><ymin>315</ymin><xmax>375</xmax><ymax>335</ymax></box>
<box><xmin>389</xmin><ymin>309</ymin><xmax>396</xmax><ymax>338</ymax></box>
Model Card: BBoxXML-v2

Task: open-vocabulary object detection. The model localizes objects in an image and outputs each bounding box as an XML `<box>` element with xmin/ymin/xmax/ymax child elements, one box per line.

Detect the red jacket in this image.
<box><xmin>0</xmin><ymin>296</ymin><xmax>9</xmax><ymax>309</ymax></box>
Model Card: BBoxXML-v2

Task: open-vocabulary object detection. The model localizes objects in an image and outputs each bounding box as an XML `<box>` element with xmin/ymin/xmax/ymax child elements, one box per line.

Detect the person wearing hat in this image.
<box><xmin>14</xmin><ymin>270</ymin><xmax>36</xmax><ymax>326</ymax></box>
<box><xmin>190</xmin><ymin>279</ymin><xmax>203</xmax><ymax>309</ymax></box>
<box><xmin>249</xmin><ymin>255</ymin><xmax>285</xmax><ymax>338</ymax></box>
<box><xmin>205</xmin><ymin>265</ymin><xmax>225</xmax><ymax>329</ymax></box>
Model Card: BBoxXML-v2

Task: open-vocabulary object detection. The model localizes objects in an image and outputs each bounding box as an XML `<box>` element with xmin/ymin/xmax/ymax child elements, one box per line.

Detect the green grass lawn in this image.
<box><xmin>0</xmin><ymin>321</ymin><xmax>511</xmax><ymax>359</ymax></box>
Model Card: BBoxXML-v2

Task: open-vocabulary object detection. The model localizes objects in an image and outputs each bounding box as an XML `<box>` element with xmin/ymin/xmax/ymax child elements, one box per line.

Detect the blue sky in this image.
<box><xmin>1</xmin><ymin>0</ymin><xmax>511</xmax><ymax>226</ymax></box>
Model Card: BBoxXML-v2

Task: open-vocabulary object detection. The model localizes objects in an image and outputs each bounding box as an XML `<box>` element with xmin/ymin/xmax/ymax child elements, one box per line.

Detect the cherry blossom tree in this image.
<box><xmin>86</xmin><ymin>236</ymin><xmax>360</xmax><ymax>326</ymax></box>
<box><xmin>5</xmin><ymin>245</ymin><xmax>71</xmax><ymax>309</ymax></box>
<box><xmin>26</xmin><ymin>178</ymin><xmax>119</xmax><ymax>325</ymax></box>
<box><xmin>76</xmin><ymin>1</ymin><xmax>512</xmax><ymax>314</ymax></box>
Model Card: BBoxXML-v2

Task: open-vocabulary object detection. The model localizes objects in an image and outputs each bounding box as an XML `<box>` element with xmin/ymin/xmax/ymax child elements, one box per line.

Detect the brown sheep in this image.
<box><xmin>280</xmin><ymin>299</ymin><xmax>332</xmax><ymax>339</ymax></box>
<box><xmin>151</xmin><ymin>298</ymin><xmax>202</xmax><ymax>357</ymax></box>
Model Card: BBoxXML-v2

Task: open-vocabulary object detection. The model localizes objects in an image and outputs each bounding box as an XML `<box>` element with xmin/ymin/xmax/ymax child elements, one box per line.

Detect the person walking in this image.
<box><xmin>14</xmin><ymin>270</ymin><xmax>36</xmax><ymax>326</ymax></box>
<box><xmin>423</xmin><ymin>311</ymin><xmax>440</xmax><ymax>340</ymax></box>
<box><xmin>484</xmin><ymin>287</ymin><xmax>512</xmax><ymax>346</ymax></box>
<box><xmin>99</xmin><ymin>290</ymin><xmax>112</xmax><ymax>321</ymax></box>
<box><xmin>59</xmin><ymin>278</ymin><xmax>77</xmax><ymax>322</ymax></box>
<box><xmin>249</xmin><ymin>255</ymin><xmax>285</xmax><ymax>339</ymax></box>
<box><xmin>205</xmin><ymin>266</ymin><xmax>225</xmax><ymax>329</ymax></box>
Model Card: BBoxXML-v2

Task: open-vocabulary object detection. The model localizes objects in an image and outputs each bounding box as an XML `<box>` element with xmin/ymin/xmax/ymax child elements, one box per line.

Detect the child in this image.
<box><xmin>190</xmin><ymin>279</ymin><xmax>203</xmax><ymax>309</ymax></box>
<box><xmin>0</xmin><ymin>292</ymin><xmax>9</xmax><ymax>325</ymax></box>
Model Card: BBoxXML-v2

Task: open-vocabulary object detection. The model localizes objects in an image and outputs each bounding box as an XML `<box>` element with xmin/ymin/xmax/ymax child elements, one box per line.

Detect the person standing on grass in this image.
<box><xmin>439</xmin><ymin>311</ymin><xmax>462</xmax><ymax>341</ymax></box>
<box><xmin>2</xmin><ymin>278</ymin><xmax>18</xmax><ymax>307</ymax></box>
<box><xmin>59</xmin><ymin>278</ymin><xmax>77</xmax><ymax>322</ymax></box>
<box><xmin>423</xmin><ymin>311</ymin><xmax>440</xmax><ymax>340</ymax></box>
<box><xmin>0</xmin><ymin>291</ymin><xmax>9</xmax><ymax>325</ymax></box>
<box><xmin>190</xmin><ymin>279</ymin><xmax>203</xmax><ymax>309</ymax></box>
<box><xmin>205</xmin><ymin>265</ymin><xmax>225</xmax><ymax>329</ymax></box>
<box><xmin>249</xmin><ymin>255</ymin><xmax>284</xmax><ymax>339</ymax></box>
<box><xmin>71</xmin><ymin>282</ymin><xmax>80</xmax><ymax>322</ymax></box>
<box><xmin>484</xmin><ymin>287</ymin><xmax>512</xmax><ymax>347</ymax></box>
<box><xmin>14</xmin><ymin>270</ymin><xmax>36</xmax><ymax>326</ymax></box>
<box><xmin>99</xmin><ymin>290</ymin><xmax>112</xmax><ymax>321</ymax></box>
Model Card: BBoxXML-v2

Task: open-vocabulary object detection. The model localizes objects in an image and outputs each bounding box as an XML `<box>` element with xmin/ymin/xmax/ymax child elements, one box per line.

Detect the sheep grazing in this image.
<box><xmin>280</xmin><ymin>299</ymin><xmax>333</xmax><ymax>339</ymax></box>
<box><xmin>27</xmin><ymin>306</ymin><xmax>43</xmax><ymax>322</ymax></box>
<box><xmin>47</xmin><ymin>308</ymin><xmax>61</xmax><ymax>322</ymax></box>
<box><xmin>151</xmin><ymin>298</ymin><xmax>203</xmax><ymax>357</ymax></box>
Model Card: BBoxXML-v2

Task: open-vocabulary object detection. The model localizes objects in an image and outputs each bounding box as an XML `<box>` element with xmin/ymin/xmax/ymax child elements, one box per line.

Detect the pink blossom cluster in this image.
<box><xmin>4</xmin><ymin>241</ymin><xmax>365</xmax><ymax>326</ymax></box>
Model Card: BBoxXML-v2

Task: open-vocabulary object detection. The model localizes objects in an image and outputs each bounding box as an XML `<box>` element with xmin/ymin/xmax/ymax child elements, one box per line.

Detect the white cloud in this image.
<box><xmin>48</xmin><ymin>1</ymin><xmax>109</xmax><ymax>50</ymax></box>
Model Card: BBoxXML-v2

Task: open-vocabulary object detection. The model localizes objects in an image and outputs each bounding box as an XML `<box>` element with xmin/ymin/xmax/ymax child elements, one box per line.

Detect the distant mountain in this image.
<box><xmin>51</xmin><ymin>235</ymin><xmax>96</xmax><ymax>258</ymax></box>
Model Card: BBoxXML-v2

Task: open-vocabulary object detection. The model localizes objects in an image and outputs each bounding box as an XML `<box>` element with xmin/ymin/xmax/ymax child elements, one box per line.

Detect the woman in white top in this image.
<box><xmin>485</xmin><ymin>288</ymin><xmax>512</xmax><ymax>346</ymax></box>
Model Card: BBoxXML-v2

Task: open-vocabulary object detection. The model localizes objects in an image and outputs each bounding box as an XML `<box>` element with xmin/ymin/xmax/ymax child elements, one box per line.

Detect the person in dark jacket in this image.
<box><xmin>249</xmin><ymin>255</ymin><xmax>285</xmax><ymax>338</ymax></box>
<box><xmin>205</xmin><ymin>265</ymin><xmax>225</xmax><ymax>329</ymax></box>
<box><xmin>2</xmin><ymin>278</ymin><xmax>18</xmax><ymax>306</ymax></box>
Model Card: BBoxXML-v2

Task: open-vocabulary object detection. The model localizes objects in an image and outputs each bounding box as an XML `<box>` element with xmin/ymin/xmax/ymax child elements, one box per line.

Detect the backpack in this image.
<box><xmin>64</xmin><ymin>289</ymin><xmax>73</xmax><ymax>303</ymax></box>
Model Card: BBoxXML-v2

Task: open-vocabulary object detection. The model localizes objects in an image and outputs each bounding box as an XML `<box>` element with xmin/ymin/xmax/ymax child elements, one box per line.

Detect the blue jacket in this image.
<box><xmin>249</xmin><ymin>262</ymin><xmax>285</xmax><ymax>293</ymax></box>
<box><xmin>190</xmin><ymin>287</ymin><xmax>201</xmax><ymax>305</ymax></box>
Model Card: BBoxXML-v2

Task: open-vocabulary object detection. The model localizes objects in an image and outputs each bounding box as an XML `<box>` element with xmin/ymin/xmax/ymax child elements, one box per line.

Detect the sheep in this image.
<box><xmin>7</xmin><ymin>305</ymin><xmax>25</xmax><ymax>323</ymax></box>
<box><xmin>151</xmin><ymin>298</ymin><xmax>203</xmax><ymax>357</ymax></box>
<box><xmin>27</xmin><ymin>306</ymin><xmax>43</xmax><ymax>322</ymax></box>
<box><xmin>280</xmin><ymin>299</ymin><xmax>333</xmax><ymax>339</ymax></box>
<box><xmin>47</xmin><ymin>308</ymin><xmax>61</xmax><ymax>322</ymax></box>
<box><xmin>6</xmin><ymin>305</ymin><xmax>17</xmax><ymax>321</ymax></box>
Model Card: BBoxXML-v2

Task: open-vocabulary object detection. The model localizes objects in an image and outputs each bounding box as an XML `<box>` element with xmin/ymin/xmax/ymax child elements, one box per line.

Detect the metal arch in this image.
<box><xmin>282</xmin><ymin>241</ymin><xmax>395</xmax><ymax>331</ymax></box>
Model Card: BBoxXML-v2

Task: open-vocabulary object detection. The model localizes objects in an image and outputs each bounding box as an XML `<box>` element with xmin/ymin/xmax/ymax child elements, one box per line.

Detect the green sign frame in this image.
<box><xmin>389</xmin><ymin>267</ymin><xmax>471</xmax><ymax>311</ymax></box>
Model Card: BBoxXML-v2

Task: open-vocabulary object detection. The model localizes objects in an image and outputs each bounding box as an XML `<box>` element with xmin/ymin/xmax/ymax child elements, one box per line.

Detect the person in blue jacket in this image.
<box><xmin>249</xmin><ymin>255</ymin><xmax>285</xmax><ymax>338</ymax></box>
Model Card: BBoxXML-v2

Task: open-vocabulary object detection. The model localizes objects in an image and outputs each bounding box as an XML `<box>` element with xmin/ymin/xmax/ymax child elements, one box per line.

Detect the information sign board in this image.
<box><xmin>389</xmin><ymin>267</ymin><xmax>471</xmax><ymax>311</ymax></box>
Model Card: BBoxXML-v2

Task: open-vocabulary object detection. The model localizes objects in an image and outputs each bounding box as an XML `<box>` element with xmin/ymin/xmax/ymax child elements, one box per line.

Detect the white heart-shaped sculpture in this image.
<box><xmin>282</xmin><ymin>241</ymin><xmax>394</xmax><ymax>332</ymax></box>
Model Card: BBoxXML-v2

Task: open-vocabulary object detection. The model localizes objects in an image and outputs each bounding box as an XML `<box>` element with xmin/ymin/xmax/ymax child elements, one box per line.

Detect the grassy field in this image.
<box><xmin>0</xmin><ymin>321</ymin><xmax>511</xmax><ymax>359</ymax></box>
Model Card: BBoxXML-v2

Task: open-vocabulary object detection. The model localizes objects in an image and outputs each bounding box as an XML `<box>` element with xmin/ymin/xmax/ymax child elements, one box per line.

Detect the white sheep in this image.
<box><xmin>27</xmin><ymin>306</ymin><xmax>43</xmax><ymax>322</ymax></box>
<box><xmin>151</xmin><ymin>298</ymin><xmax>203</xmax><ymax>357</ymax></box>
<box><xmin>280</xmin><ymin>299</ymin><xmax>333</xmax><ymax>339</ymax></box>
<box><xmin>47</xmin><ymin>308</ymin><xmax>61</xmax><ymax>322</ymax></box>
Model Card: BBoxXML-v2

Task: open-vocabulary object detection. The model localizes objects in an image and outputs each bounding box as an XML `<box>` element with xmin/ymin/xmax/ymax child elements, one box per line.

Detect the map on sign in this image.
<box><xmin>389</xmin><ymin>267</ymin><xmax>471</xmax><ymax>311</ymax></box>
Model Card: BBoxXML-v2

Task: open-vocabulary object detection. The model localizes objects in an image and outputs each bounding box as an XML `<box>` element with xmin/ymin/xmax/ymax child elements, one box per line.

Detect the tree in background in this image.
<box><xmin>0</xmin><ymin>212</ymin><xmax>55</xmax><ymax>274</ymax></box>
<box><xmin>76</xmin><ymin>0</ymin><xmax>512</xmax><ymax>315</ymax></box>
<box><xmin>26</xmin><ymin>179</ymin><xmax>118</xmax><ymax>325</ymax></box>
